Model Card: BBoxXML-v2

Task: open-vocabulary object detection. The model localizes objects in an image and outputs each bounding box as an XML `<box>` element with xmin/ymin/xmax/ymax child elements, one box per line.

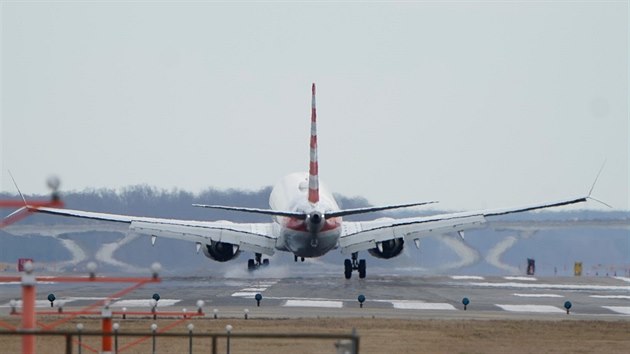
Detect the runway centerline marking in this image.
<box><xmin>283</xmin><ymin>300</ymin><xmax>343</xmax><ymax>308</ymax></box>
<box><xmin>496</xmin><ymin>304</ymin><xmax>565</xmax><ymax>313</ymax></box>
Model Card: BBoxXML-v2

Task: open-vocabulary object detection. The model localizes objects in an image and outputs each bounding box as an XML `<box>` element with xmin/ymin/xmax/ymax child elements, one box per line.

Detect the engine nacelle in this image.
<box><xmin>201</xmin><ymin>241</ymin><xmax>240</xmax><ymax>262</ymax></box>
<box><xmin>368</xmin><ymin>238</ymin><xmax>404</xmax><ymax>259</ymax></box>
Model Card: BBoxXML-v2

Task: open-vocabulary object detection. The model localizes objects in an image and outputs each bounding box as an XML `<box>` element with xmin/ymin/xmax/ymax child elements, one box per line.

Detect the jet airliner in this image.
<box><xmin>10</xmin><ymin>84</ymin><xmax>591</xmax><ymax>278</ymax></box>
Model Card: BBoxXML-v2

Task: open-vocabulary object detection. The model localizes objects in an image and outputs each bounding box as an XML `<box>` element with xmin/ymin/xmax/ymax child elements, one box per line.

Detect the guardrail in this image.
<box><xmin>0</xmin><ymin>329</ymin><xmax>360</xmax><ymax>354</ymax></box>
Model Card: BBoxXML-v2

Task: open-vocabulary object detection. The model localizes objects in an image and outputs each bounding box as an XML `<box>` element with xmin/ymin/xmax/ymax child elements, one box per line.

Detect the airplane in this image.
<box><xmin>6</xmin><ymin>84</ymin><xmax>595</xmax><ymax>279</ymax></box>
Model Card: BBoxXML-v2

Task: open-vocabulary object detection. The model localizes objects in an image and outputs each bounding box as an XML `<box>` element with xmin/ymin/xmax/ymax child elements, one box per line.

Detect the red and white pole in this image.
<box><xmin>21</xmin><ymin>261</ymin><xmax>36</xmax><ymax>354</ymax></box>
<box><xmin>101</xmin><ymin>304</ymin><xmax>113</xmax><ymax>354</ymax></box>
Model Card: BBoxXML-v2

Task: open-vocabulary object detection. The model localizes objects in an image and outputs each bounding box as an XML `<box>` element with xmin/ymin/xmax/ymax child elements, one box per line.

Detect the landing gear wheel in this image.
<box><xmin>263</xmin><ymin>259</ymin><xmax>270</xmax><ymax>266</ymax></box>
<box><xmin>247</xmin><ymin>259</ymin><xmax>256</xmax><ymax>271</ymax></box>
<box><xmin>343</xmin><ymin>252</ymin><xmax>367</xmax><ymax>279</ymax></box>
<box><xmin>358</xmin><ymin>259</ymin><xmax>366</xmax><ymax>279</ymax></box>
<box><xmin>344</xmin><ymin>259</ymin><xmax>352</xmax><ymax>279</ymax></box>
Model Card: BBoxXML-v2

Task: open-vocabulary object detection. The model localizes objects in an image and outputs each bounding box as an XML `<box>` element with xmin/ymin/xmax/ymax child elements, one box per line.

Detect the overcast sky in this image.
<box><xmin>1</xmin><ymin>1</ymin><xmax>627</xmax><ymax>211</ymax></box>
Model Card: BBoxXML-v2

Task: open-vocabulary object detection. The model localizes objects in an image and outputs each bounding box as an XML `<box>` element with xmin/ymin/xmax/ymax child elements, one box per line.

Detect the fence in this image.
<box><xmin>0</xmin><ymin>329</ymin><xmax>360</xmax><ymax>354</ymax></box>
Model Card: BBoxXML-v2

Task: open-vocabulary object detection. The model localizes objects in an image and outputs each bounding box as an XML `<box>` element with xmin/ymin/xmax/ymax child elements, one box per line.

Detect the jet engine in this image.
<box><xmin>202</xmin><ymin>241</ymin><xmax>240</xmax><ymax>262</ymax></box>
<box><xmin>368</xmin><ymin>238</ymin><xmax>404</xmax><ymax>259</ymax></box>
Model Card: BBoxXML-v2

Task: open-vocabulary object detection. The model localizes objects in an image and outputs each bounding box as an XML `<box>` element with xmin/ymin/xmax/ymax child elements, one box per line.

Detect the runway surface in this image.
<box><xmin>1</xmin><ymin>274</ymin><xmax>629</xmax><ymax>321</ymax></box>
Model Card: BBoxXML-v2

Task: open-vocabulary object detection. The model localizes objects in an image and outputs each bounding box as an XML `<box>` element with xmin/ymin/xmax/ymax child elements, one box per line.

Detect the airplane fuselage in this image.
<box><xmin>270</xmin><ymin>172</ymin><xmax>342</xmax><ymax>257</ymax></box>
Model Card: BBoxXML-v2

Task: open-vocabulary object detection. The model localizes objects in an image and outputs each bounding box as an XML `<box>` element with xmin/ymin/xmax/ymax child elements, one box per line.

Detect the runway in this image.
<box><xmin>1</xmin><ymin>275</ymin><xmax>629</xmax><ymax>321</ymax></box>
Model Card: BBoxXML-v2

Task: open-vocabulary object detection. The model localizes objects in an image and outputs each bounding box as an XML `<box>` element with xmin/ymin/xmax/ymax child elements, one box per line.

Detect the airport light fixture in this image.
<box><xmin>357</xmin><ymin>294</ymin><xmax>366</xmax><ymax>308</ymax></box>
<box><xmin>151</xmin><ymin>262</ymin><xmax>162</xmax><ymax>279</ymax></box>
<box><xmin>564</xmin><ymin>301</ymin><xmax>572</xmax><ymax>314</ymax></box>
<box><xmin>462</xmin><ymin>297</ymin><xmax>470</xmax><ymax>311</ymax></box>
<box><xmin>86</xmin><ymin>262</ymin><xmax>97</xmax><ymax>279</ymax></box>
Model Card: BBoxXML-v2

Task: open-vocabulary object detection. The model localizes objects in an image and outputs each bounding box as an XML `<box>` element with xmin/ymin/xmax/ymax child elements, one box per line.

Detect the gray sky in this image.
<box><xmin>1</xmin><ymin>1</ymin><xmax>628</xmax><ymax>211</ymax></box>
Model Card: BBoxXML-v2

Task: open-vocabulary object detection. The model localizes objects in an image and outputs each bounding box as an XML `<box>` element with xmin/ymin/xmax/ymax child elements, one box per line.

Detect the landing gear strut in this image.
<box><xmin>294</xmin><ymin>255</ymin><xmax>305</xmax><ymax>262</ymax></box>
<box><xmin>247</xmin><ymin>253</ymin><xmax>270</xmax><ymax>271</ymax></box>
<box><xmin>344</xmin><ymin>252</ymin><xmax>366</xmax><ymax>279</ymax></box>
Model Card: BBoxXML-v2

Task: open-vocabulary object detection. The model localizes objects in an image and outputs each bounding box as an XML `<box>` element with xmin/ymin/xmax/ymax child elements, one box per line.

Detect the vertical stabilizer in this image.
<box><xmin>308</xmin><ymin>83</ymin><xmax>320</xmax><ymax>204</ymax></box>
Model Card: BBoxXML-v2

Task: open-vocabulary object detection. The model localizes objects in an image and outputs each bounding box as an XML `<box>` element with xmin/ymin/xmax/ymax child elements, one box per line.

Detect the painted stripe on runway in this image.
<box><xmin>513</xmin><ymin>293</ymin><xmax>562</xmax><ymax>298</ymax></box>
<box><xmin>504</xmin><ymin>276</ymin><xmax>537</xmax><ymax>281</ymax></box>
<box><xmin>283</xmin><ymin>300</ymin><xmax>343</xmax><ymax>308</ymax></box>
<box><xmin>602</xmin><ymin>306</ymin><xmax>630</xmax><ymax>315</ymax></box>
<box><xmin>613</xmin><ymin>277</ymin><xmax>630</xmax><ymax>283</ymax></box>
<box><xmin>241</xmin><ymin>288</ymin><xmax>267</xmax><ymax>292</ymax></box>
<box><xmin>469</xmin><ymin>282</ymin><xmax>630</xmax><ymax>291</ymax></box>
<box><xmin>110</xmin><ymin>299</ymin><xmax>181</xmax><ymax>307</ymax></box>
<box><xmin>0</xmin><ymin>300</ymin><xmax>71</xmax><ymax>308</ymax></box>
<box><xmin>450</xmin><ymin>275</ymin><xmax>484</xmax><ymax>280</ymax></box>
<box><xmin>231</xmin><ymin>292</ymin><xmax>260</xmax><ymax>297</ymax></box>
<box><xmin>496</xmin><ymin>304</ymin><xmax>565</xmax><ymax>313</ymax></box>
<box><xmin>590</xmin><ymin>295</ymin><xmax>630</xmax><ymax>300</ymax></box>
<box><xmin>390</xmin><ymin>301</ymin><xmax>456</xmax><ymax>310</ymax></box>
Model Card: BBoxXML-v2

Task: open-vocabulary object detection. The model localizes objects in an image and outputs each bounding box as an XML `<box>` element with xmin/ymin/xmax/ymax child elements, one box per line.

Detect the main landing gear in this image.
<box><xmin>344</xmin><ymin>252</ymin><xmax>366</xmax><ymax>279</ymax></box>
<box><xmin>247</xmin><ymin>253</ymin><xmax>270</xmax><ymax>271</ymax></box>
<box><xmin>294</xmin><ymin>255</ymin><xmax>305</xmax><ymax>262</ymax></box>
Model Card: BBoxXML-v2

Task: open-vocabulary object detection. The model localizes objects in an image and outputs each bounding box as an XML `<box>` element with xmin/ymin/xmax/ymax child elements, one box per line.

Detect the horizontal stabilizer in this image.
<box><xmin>194</xmin><ymin>201</ymin><xmax>437</xmax><ymax>219</ymax></box>
<box><xmin>192</xmin><ymin>204</ymin><xmax>307</xmax><ymax>219</ymax></box>
<box><xmin>326</xmin><ymin>201</ymin><xmax>438</xmax><ymax>218</ymax></box>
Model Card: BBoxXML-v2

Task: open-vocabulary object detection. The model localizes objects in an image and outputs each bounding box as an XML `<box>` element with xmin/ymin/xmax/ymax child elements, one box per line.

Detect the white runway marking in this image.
<box><xmin>231</xmin><ymin>281</ymin><xmax>277</xmax><ymax>297</ymax></box>
<box><xmin>283</xmin><ymin>300</ymin><xmax>343</xmax><ymax>308</ymax></box>
<box><xmin>450</xmin><ymin>275</ymin><xmax>484</xmax><ymax>280</ymax></box>
<box><xmin>469</xmin><ymin>282</ymin><xmax>630</xmax><ymax>291</ymax></box>
<box><xmin>590</xmin><ymin>295</ymin><xmax>630</xmax><ymax>300</ymax></box>
<box><xmin>0</xmin><ymin>300</ymin><xmax>66</xmax><ymax>308</ymax></box>
<box><xmin>496</xmin><ymin>304</ymin><xmax>565</xmax><ymax>313</ymax></box>
<box><xmin>63</xmin><ymin>297</ymin><xmax>110</xmax><ymax>301</ymax></box>
<box><xmin>613</xmin><ymin>277</ymin><xmax>630</xmax><ymax>283</ymax></box>
<box><xmin>513</xmin><ymin>293</ymin><xmax>562</xmax><ymax>298</ymax></box>
<box><xmin>602</xmin><ymin>306</ymin><xmax>630</xmax><ymax>315</ymax></box>
<box><xmin>231</xmin><ymin>292</ymin><xmax>259</xmax><ymax>297</ymax></box>
<box><xmin>390</xmin><ymin>301</ymin><xmax>456</xmax><ymax>310</ymax></box>
<box><xmin>504</xmin><ymin>276</ymin><xmax>537</xmax><ymax>281</ymax></box>
<box><xmin>110</xmin><ymin>299</ymin><xmax>181</xmax><ymax>307</ymax></box>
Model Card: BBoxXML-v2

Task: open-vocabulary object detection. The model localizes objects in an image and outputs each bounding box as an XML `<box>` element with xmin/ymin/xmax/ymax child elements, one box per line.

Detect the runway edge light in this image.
<box><xmin>255</xmin><ymin>293</ymin><xmax>262</xmax><ymax>307</ymax></box>
<box><xmin>462</xmin><ymin>297</ymin><xmax>470</xmax><ymax>310</ymax></box>
<box><xmin>564</xmin><ymin>301</ymin><xmax>572</xmax><ymax>314</ymax></box>
<box><xmin>358</xmin><ymin>294</ymin><xmax>366</xmax><ymax>308</ymax></box>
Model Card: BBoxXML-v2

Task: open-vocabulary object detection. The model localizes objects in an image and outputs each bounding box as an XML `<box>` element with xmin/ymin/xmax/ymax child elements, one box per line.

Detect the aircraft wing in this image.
<box><xmin>31</xmin><ymin>206</ymin><xmax>277</xmax><ymax>256</ymax></box>
<box><xmin>338</xmin><ymin>196</ymin><xmax>587</xmax><ymax>254</ymax></box>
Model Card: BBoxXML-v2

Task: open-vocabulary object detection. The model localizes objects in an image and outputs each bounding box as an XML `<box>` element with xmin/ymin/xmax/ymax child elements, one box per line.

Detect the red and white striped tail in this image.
<box><xmin>308</xmin><ymin>83</ymin><xmax>319</xmax><ymax>204</ymax></box>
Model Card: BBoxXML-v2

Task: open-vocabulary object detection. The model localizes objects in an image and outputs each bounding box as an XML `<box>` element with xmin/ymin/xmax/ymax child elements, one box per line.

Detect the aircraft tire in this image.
<box><xmin>358</xmin><ymin>259</ymin><xmax>366</xmax><ymax>279</ymax></box>
<box><xmin>247</xmin><ymin>259</ymin><xmax>256</xmax><ymax>271</ymax></box>
<box><xmin>263</xmin><ymin>259</ymin><xmax>270</xmax><ymax>266</ymax></box>
<box><xmin>344</xmin><ymin>259</ymin><xmax>352</xmax><ymax>279</ymax></box>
